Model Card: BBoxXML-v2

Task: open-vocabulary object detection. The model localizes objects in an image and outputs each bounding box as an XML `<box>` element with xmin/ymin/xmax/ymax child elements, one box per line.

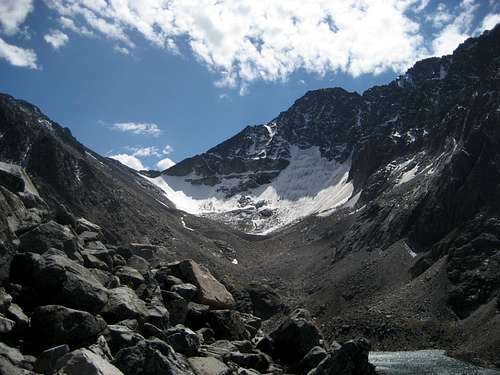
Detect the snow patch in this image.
<box><xmin>147</xmin><ymin>146</ymin><xmax>354</xmax><ymax>234</ymax></box>
<box><xmin>231</xmin><ymin>258</ymin><xmax>239</xmax><ymax>265</ymax></box>
<box><xmin>398</xmin><ymin>165</ymin><xmax>419</xmax><ymax>185</ymax></box>
<box><xmin>180</xmin><ymin>216</ymin><xmax>195</xmax><ymax>231</ymax></box>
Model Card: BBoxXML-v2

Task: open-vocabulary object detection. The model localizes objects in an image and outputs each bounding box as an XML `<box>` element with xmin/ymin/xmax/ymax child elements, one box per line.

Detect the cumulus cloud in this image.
<box><xmin>112</xmin><ymin>122</ymin><xmax>162</xmax><ymax>137</ymax></box>
<box><xmin>431</xmin><ymin>0</ymin><xmax>479</xmax><ymax>56</ymax></box>
<box><xmin>109</xmin><ymin>153</ymin><xmax>145</xmax><ymax>170</ymax></box>
<box><xmin>477</xmin><ymin>13</ymin><xmax>500</xmax><ymax>33</ymax></box>
<box><xmin>157</xmin><ymin>158</ymin><xmax>176</xmax><ymax>170</ymax></box>
<box><xmin>41</xmin><ymin>0</ymin><xmax>433</xmax><ymax>89</ymax></box>
<box><xmin>44</xmin><ymin>29</ymin><xmax>69</xmax><ymax>49</ymax></box>
<box><xmin>163</xmin><ymin>145</ymin><xmax>173</xmax><ymax>155</ymax></box>
<box><xmin>0</xmin><ymin>37</ymin><xmax>37</xmax><ymax>68</ymax></box>
<box><xmin>0</xmin><ymin>0</ymin><xmax>33</xmax><ymax>35</ymax></box>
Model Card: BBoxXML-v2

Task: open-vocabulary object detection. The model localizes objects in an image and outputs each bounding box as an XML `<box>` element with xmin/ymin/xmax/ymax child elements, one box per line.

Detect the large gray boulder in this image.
<box><xmin>18</xmin><ymin>221</ymin><xmax>80</xmax><ymax>259</ymax></box>
<box><xmin>188</xmin><ymin>357</ymin><xmax>231</xmax><ymax>375</ymax></box>
<box><xmin>113</xmin><ymin>338</ymin><xmax>194</xmax><ymax>375</ymax></box>
<box><xmin>166</xmin><ymin>325</ymin><xmax>201</xmax><ymax>356</ymax></box>
<box><xmin>30</xmin><ymin>305</ymin><xmax>107</xmax><ymax>349</ymax></box>
<box><xmin>269</xmin><ymin>309</ymin><xmax>323</xmax><ymax>363</ymax></box>
<box><xmin>101</xmin><ymin>287</ymin><xmax>148</xmax><ymax>323</ymax></box>
<box><xmin>53</xmin><ymin>348</ymin><xmax>124</xmax><ymax>375</ymax></box>
<box><xmin>31</xmin><ymin>254</ymin><xmax>109</xmax><ymax>314</ymax></box>
<box><xmin>177</xmin><ymin>260</ymin><xmax>235</xmax><ymax>309</ymax></box>
<box><xmin>308</xmin><ymin>339</ymin><xmax>376</xmax><ymax>375</ymax></box>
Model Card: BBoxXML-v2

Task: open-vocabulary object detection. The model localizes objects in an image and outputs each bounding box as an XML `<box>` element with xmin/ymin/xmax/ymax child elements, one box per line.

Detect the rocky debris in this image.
<box><xmin>30</xmin><ymin>305</ymin><xmax>107</xmax><ymax>350</ymax></box>
<box><xmin>223</xmin><ymin>351</ymin><xmax>270</xmax><ymax>373</ymax></box>
<box><xmin>114</xmin><ymin>266</ymin><xmax>145</xmax><ymax>289</ymax></box>
<box><xmin>308</xmin><ymin>339</ymin><xmax>376</xmax><ymax>375</ymax></box>
<box><xmin>172</xmin><ymin>283</ymin><xmax>199</xmax><ymax>302</ymax></box>
<box><xmin>113</xmin><ymin>338</ymin><xmax>193</xmax><ymax>375</ymax></box>
<box><xmin>270</xmin><ymin>308</ymin><xmax>324</xmax><ymax>363</ymax></box>
<box><xmin>166</xmin><ymin>325</ymin><xmax>201</xmax><ymax>356</ymax></box>
<box><xmin>188</xmin><ymin>356</ymin><xmax>231</xmax><ymax>375</ymax></box>
<box><xmin>207</xmin><ymin>310</ymin><xmax>250</xmax><ymax>341</ymax></box>
<box><xmin>163</xmin><ymin>291</ymin><xmax>189</xmax><ymax>325</ymax></box>
<box><xmin>34</xmin><ymin>345</ymin><xmax>70</xmax><ymax>373</ymax></box>
<box><xmin>18</xmin><ymin>220</ymin><xmax>80</xmax><ymax>259</ymax></box>
<box><xmin>101</xmin><ymin>286</ymin><xmax>148</xmax><ymax>323</ymax></box>
<box><xmin>246</xmin><ymin>283</ymin><xmax>283</xmax><ymax>319</ymax></box>
<box><xmin>52</xmin><ymin>348</ymin><xmax>124</xmax><ymax>375</ymax></box>
<box><xmin>176</xmin><ymin>260</ymin><xmax>235</xmax><ymax>309</ymax></box>
<box><xmin>11</xmin><ymin>252</ymin><xmax>109</xmax><ymax>314</ymax></box>
<box><xmin>106</xmin><ymin>325</ymin><xmax>144</xmax><ymax>355</ymax></box>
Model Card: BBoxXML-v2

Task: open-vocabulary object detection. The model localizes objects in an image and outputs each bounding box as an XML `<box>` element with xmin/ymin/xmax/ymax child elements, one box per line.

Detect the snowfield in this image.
<box><xmin>147</xmin><ymin>146</ymin><xmax>354</xmax><ymax>234</ymax></box>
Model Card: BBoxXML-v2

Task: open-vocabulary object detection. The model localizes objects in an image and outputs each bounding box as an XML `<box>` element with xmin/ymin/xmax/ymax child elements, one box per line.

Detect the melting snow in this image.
<box><xmin>147</xmin><ymin>146</ymin><xmax>354</xmax><ymax>234</ymax></box>
<box><xmin>398</xmin><ymin>165</ymin><xmax>419</xmax><ymax>185</ymax></box>
<box><xmin>180</xmin><ymin>216</ymin><xmax>195</xmax><ymax>231</ymax></box>
<box><xmin>231</xmin><ymin>258</ymin><xmax>239</xmax><ymax>265</ymax></box>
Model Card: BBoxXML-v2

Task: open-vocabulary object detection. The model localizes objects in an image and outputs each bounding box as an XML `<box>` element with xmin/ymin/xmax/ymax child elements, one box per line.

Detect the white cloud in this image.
<box><xmin>0</xmin><ymin>0</ymin><xmax>33</xmax><ymax>35</ymax></box>
<box><xmin>109</xmin><ymin>153</ymin><xmax>145</xmax><ymax>170</ymax></box>
<box><xmin>43</xmin><ymin>0</ymin><xmax>431</xmax><ymax>88</ymax></box>
<box><xmin>113</xmin><ymin>45</ymin><xmax>130</xmax><ymax>55</ymax></box>
<box><xmin>112</xmin><ymin>122</ymin><xmax>162</xmax><ymax>137</ymax></box>
<box><xmin>477</xmin><ymin>13</ymin><xmax>500</xmax><ymax>33</ymax></box>
<box><xmin>0</xmin><ymin>37</ymin><xmax>37</xmax><ymax>68</ymax></box>
<box><xmin>157</xmin><ymin>158</ymin><xmax>176</xmax><ymax>170</ymax></box>
<box><xmin>44</xmin><ymin>29</ymin><xmax>69</xmax><ymax>49</ymax></box>
<box><xmin>431</xmin><ymin>0</ymin><xmax>479</xmax><ymax>56</ymax></box>
<box><xmin>125</xmin><ymin>145</ymin><xmax>161</xmax><ymax>157</ymax></box>
<box><xmin>163</xmin><ymin>145</ymin><xmax>173</xmax><ymax>155</ymax></box>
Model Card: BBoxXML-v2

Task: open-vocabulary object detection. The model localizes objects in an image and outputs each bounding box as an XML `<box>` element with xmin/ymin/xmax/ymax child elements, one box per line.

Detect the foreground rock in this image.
<box><xmin>176</xmin><ymin>260</ymin><xmax>235</xmax><ymax>309</ymax></box>
<box><xmin>30</xmin><ymin>305</ymin><xmax>107</xmax><ymax>350</ymax></box>
<box><xmin>53</xmin><ymin>348</ymin><xmax>124</xmax><ymax>375</ymax></box>
<box><xmin>270</xmin><ymin>309</ymin><xmax>323</xmax><ymax>363</ymax></box>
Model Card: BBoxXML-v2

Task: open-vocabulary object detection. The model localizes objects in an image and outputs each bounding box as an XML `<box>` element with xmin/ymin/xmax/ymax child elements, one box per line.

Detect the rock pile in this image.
<box><xmin>0</xmin><ymin>164</ymin><xmax>376</xmax><ymax>374</ymax></box>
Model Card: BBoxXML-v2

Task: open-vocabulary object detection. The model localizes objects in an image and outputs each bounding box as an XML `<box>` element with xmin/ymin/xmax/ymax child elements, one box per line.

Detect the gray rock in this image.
<box><xmin>270</xmin><ymin>308</ymin><xmax>323</xmax><ymax>363</ymax></box>
<box><xmin>207</xmin><ymin>310</ymin><xmax>249</xmax><ymax>341</ymax></box>
<box><xmin>5</xmin><ymin>303</ymin><xmax>29</xmax><ymax>332</ymax></box>
<box><xmin>223</xmin><ymin>351</ymin><xmax>270</xmax><ymax>373</ymax></box>
<box><xmin>113</xmin><ymin>338</ymin><xmax>194</xmax><ymax>375</ymax></box>
<box><xmin>172</xmin><ymin>283</ymin><xmax>198</xmax><ymax>302</ymax></box>
<box><xmin>53</xmin><ymin>348</ymin><xmax>124</xmax><ymax>375</ymax></box>
<box><xmin>34</xmin><ymin>345</ymin><xmax>70</xmax><ymax>374</ymax></box>
<box><xmin>127</xmin><ymin>255</ymin><xmax>150</xmax><ymax>274</ymax></box>
<box><xmin>115</xmin><ymin>267</ymin><xmax>145</xmax><ymax>289</ymax></box>
<box><xmin>30</xmin><ymin>305</ymin><xmax>107</xmax><ymax>349</ymax></box>
<box><xmin>162</xmin><ymin>291</ymin><xmax>189</xmax><ymax>325</ymax></box>
<box><xmin>188</xmin><ymin>356</ymin><xmax>231</xmax><ymax>375</ymax></box>
<box><xmin>177</xmin><ymin>260</ymin><xmax>235</xmax><ymax>309</ymax></box>
<box><xmin>101</xmin><ymin>287</ymin><xmax>148</xmax><ymax>323</ymax></box>
<box><xmin>166</xmin><ymin>325</ymin><xmax>201</xmax><ymax>356</ymax></box>
<box><xmin>18</xmin><ymin>221</ymin><xmax>80</xmax><ymax>259</ymax></box>
<box><xmin>0</xmin><ymin>315</ymin><xmax>14</xmax><ymax>334</ymax></box>
<box><xmin>146</xmin><ymin>305</ymin><xmax>169</xmax><ymax>330</ymax></box>
<box><xmin>106</xmin><ymin>324</ymin><xmax>144</xmax><ymax>355</ymax></box>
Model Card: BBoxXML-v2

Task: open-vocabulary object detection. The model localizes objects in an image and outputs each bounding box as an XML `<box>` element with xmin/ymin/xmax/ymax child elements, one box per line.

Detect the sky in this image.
<box><xmin>0</xmin><ymin>0</ymin><xmax>499</xmax><ymax>171</ymax></box>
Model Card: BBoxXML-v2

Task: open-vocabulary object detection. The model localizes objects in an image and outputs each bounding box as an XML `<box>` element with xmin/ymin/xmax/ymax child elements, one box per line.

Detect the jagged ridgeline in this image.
<box><xmin>0</xmin><ymin>24</ymin><xmax>499</xmax><ymax>374</ymax></box>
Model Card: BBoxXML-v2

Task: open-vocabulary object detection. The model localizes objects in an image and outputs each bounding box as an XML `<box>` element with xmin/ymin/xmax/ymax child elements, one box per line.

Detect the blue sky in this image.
<box><xmin>0</xmin><ymin>0</ymin><xmax>498</xmax><ymax>171</ymax></box>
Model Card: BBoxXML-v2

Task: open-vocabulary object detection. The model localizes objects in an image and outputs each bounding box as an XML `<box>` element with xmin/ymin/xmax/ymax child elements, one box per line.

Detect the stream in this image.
<box><xmin>369</xmin><ymin>350</ymin><xmax>500</xmax><ymax>374</ymax></box>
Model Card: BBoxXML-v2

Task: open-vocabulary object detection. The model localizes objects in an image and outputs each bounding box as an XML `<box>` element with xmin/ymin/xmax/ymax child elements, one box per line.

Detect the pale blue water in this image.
<box><xmin>369</xmin><ymin>350</ymin><xmax>500</xmax><ymax>375</ymax></box>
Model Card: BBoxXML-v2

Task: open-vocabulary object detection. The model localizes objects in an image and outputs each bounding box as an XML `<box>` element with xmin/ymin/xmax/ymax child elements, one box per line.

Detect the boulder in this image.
<box><xmin>308</xmin><ymin>339</ymin><xmax>375</xmax><ymax>375</ymax></box>
<box><xmin>166</xmin><ymin>325</ymin><xmax>201</xmax><ymax>356</ymax></box>
<box><xmin>293</xmin><ymin>346</ymin><xmax>328</xmax><ymax>374</ymax></box>
<box><xmin>246</xmin><ymin>283</ymin><xmax>283</xmax><ymax>319</ymax></box>
<box><xmin>172</xmin><ymin>283</ymin><xmax>199</xmax><ymax>302</ymax></box>
<box><xmin>101</xmin><ymin>287</ymin><xmax>148</xmax><ymax>323</ymax></box>
<box><xmin>0</xmin><ymin>169</ymin><xmax>24</xmax><ymax>193</ymax></box>
<box><xmin>53</xmin><ymin>348</ymin><xmax>124</xmax><ymax>375</ymax></box>
<box><xmin>0</xmin><ymin>342</ymin><xmax>26</xmax><ymax>375</ymax></box>
<box><xmin>34</xmin><ymin>345</ymin><xmax>70</xmax><ymax>374</ymax></box>
<box><xmin>188</xmin><ymin>356</ymin><xmax>231</xmax><ymax>375</ymax></box>
<box><xmin>113</xmin><ymin>338</ymin><xmax>194</xmax><ymax>375</ymax></box>
<box><xmin>146</xmin><ymin>305</ymin><xmax>169</xmax><ymax>330</ymax></box>
<box><xmin>223</xmin><ymin>351</ymin><xmax>270</xmax><ymax>373</ymax></box>
<box><xmin>177</xmin><ymin>260</ymin><xmax>235</xmax><ymax>309</ymax></box>
<box><xmin>115</xmin><ymin>266</ymin><xmax>145</xmax><ymax>289</ymax></box>
<box><xmin>0</xmin><ymin>288</ymin><xmax>12</xmax><ymax>312</ymax></box>
<box><xmin>31</xmin><ymin>254</ymin><xmax>109</xmax><ymax>314</ymax></box>
<box><xmin>207</xmin><ymin>310</ymin><xmax>249</xmax><ymax>341</ymax></box>
<box><xmin>54</xmin><ymin>203</ymin><xmax>77</xmax><ymax>228</ymax></box>
<box><xmin>5</xmin><ymin>303</ymin><xmax>29</xmax><ymax>333</ymax></box>
<box><xmin>270</xmin><ymin>309</ymin><xmax>323</xmax><ymax>363</ymax></box>
<box><xmin>186</xmin><ymin>302</ymin><xmax>210</xmax><ymax>330</ymax></box>
<box><xmin>82</xmin><ymin>251</ymin><xmax>109</xmax><ymax>271</ymax></box>
<box><xmin>127</xmin><ymin>255</ymin><xmax>150</xmax><ymax>274</ymax></box>
<box><xmin>106</xmin><ymin>325</ymin><xmax>144</xmax><ymax>355</ymax></box>
<box><xmin>162</xmin><ymin>291</ymin><xmax>189</xmax><ymax>325</ymax></box>
<box><xmin>30</xmin><ymin>305</ymin><xmax>107</xmax><ymax>349</ymax></box>
<box><xmin>76</xmin><ymin>218</ymin><xmax>102</xmax><ymax>235</ymax></box>
<box><xmin>89</xmin><ymin>268</ymin><xmax>120</xmax><ymax>289</ymax></box>
<box><xmin>0</xmin><ymin>316</ymin><xmax>14</xmax><ymax>334</ymax></box>
<box><xmin>18</xmin><ymin>221</ymin><xmax>80</xmax><ymax>258</ymax></box>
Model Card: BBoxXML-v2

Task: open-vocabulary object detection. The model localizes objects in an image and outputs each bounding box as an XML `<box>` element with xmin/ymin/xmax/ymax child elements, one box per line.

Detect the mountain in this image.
<box><xmin>0</xmin><ymin>25</ymin><xmax>499</xmax><ymax>370</ymax></box>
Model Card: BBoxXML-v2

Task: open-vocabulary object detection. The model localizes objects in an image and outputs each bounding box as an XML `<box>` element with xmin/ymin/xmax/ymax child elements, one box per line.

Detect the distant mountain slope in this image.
<box><xmin>149</xmin><ymin>25</ymin><xmax>500</xmax><ymax>237</ymax></box>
